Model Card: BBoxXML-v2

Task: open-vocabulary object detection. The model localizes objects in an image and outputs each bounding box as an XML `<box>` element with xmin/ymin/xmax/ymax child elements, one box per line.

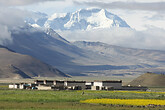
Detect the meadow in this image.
<box><xmin>0</xmin><ymin>84</ymin><xmax>165</xmax><ymax>109</ymax></box>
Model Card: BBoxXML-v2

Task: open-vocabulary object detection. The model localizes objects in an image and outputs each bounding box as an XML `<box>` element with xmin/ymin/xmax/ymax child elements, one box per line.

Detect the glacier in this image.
<box><xmin>26</xmin><ymin>8</ymin><xmax>130</xmax><ymax>31</ymax></box>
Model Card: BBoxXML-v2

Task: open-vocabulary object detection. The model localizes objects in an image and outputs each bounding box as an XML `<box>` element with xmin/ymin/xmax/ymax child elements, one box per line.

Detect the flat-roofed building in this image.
<box><xmin>44</xmin><ymin>80</ymin><xmax>54</xmax><ymax>85</ymax></box>
<box><xmin>9</xmin><ymin>83</ymin><xmax>19</xmax><ymax>89</ymax></box>
<box><xmin>19</xmin><ymin>83</ymin><xmax>38</xmax><ymax>89</ymax></box>
<box><xmin>92</xmin><ymin>80</ymin><xmax>122</xmax><ymax>90</ymax></box>
<box><xmin>64</xmin><ymin>81</ymin><xmax>86</xmax><ymax>90</ymax></box>
<box><xmin>34</xmin><ymin>80</ymin><xmax>64</xmax><ymax>86</ymax></box>
<box><xmin>19</xmin><ymin>83</ymin><xmax>27</xmax><ymax>89</ymax></box>
<box><xmin>85</xmin><ymin>81</ymin><xmax>93</xmax><ymax>90</ymax></box>
<box><xmin>54</xmin><ymin>80</ymin><xmax>64</xmax><ymax>86</ymax></box>
<box><xmin>34</xmin><ymin>80</ymin><xmax>44</xmax><ymax>85</ymax></box>
<box><xmin>52</xmin><ymin>80</ymin><xmax>65</xmax><ymax>90</ymax></box>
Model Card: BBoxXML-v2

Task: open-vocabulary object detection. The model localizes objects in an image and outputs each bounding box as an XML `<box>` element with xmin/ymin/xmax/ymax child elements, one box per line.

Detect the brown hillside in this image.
<box><xmin>128</xmin><ymin>73</ymin><xmax>165</xmax><ymax>87</ymax></box>
<box><xmin>0</xmin><ymin>46</ymin><xmax>68</xmax><ymax>79</ymax></box>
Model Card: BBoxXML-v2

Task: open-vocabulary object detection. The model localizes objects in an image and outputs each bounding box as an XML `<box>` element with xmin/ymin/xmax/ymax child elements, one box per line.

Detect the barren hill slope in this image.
<box><xmin>0</xmin><ymin>45</ymin><xmax>68</xmax><ymax>79</ymax></box>
<box><xmin>128</xmin><ymin>73</ymin><xmax>165</xmax><ymax>87</ymax></box>
<box><xmin>5</xmin><ymin>26</ymin><xmax>165</xmax><ymax>76</ymax></box>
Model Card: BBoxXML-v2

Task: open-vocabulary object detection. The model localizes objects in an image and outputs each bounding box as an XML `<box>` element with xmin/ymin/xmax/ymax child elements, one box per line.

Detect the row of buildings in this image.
<box><xmin>9</xmin><ymin>80</ymin><xmax>147</xmax><ymax>91</ymax></box>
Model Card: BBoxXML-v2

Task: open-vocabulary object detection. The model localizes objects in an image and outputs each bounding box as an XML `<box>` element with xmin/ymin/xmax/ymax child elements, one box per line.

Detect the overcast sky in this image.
<box><xmin>0</xmin><ymin>0</ymin><xmax>165</xmax><ymax>50</ymax></box>
<box><xmin>18</xmin><ymin>0</ymin><xmax>165</xmax><ymax>31</ymax></box>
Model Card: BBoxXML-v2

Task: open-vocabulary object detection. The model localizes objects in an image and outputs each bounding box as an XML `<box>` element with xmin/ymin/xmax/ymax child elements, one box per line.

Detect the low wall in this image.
<box><xmin>120</xmin><ymin>86</ymin><xmax>148</xmax><ymax>91</ymax></box>
<box><xmin>37</xmin><ymin>86</ymin><xmax>52</xmax><ymax>90</ymax></box>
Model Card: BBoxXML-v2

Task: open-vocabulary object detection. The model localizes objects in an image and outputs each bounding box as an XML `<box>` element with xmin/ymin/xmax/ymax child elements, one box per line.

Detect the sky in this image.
<box><xmin>18</xmin><ymin>0</ymin><xmax>165</xmax><ymax>31</ymax></box>
<box><xmin>0</xmin><ymin>0</ymin><xmax>165</xmax><ymax>50</ymax></box>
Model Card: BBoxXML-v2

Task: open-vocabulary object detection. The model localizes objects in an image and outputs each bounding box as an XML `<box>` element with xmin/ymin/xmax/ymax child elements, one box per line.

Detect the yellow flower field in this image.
<box><xmin>77</xmin><ymin>90</ymin><xmax>165</xmax><ymax>94</ymax></box>
<box><xmin>112</xmin><ymin>91</ymin><xmax>165</xmax><ymax>94</ymax></box>
<box><xmin>80</xmin><ymin>99</ymin><xmax>165</xmax><ymax>106</ymax></box>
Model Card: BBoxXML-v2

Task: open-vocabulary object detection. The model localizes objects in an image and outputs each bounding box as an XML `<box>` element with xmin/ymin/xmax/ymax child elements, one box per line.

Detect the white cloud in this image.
<box><xmin>58</xmin><ymin>27</ymin><xmax>165</xmax><ymax>50</ymax></box>
<box><xmin>19</xmin><ymin>0</ymin><xmax>76</xmax><ymax>15</ymax></box>
<box><xmin>0</xmin><ymin>8</ymin><xmax>30</xmax><ymax>45</ymax></box>
<box><xmin>0</xmin><ymin>26</ymin><xmax>12</xmax><ymax>45</ymax></box>
<box><xmin>0</xmin><ymin>0</ymin><xmax>64</xmax><ymax>6</ymax></box>
<box><xmin>0</xmin><ymin>0</ymin><xmax>64</xmax><ymax>45</ymax></box>
<box><xmin>0</xmin><ymin>8</ymin><xmax>28</xmax><ymax>27</ymax></box>
<box><xmin>74</xmin><ymin>1</ymin><xmax>165</xmax><ymax>12</ymax></box>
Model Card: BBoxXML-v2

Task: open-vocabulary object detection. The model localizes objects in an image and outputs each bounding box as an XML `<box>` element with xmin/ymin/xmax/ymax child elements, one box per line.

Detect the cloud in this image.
<box><xmin>74</xmin><ymin>1</ymin><xmax>165</xmax><ymax>12</ymax></box>
<box><xmin>58</xmin><ymin>27</ymin><xmax>165</xmax><ymax>50</ymax></box>
<box><xmin>0</xmin><ymin>26</ymin><xmax>12</xmax><ymax>45</ymax></box>
<box><xmin>0</xmin><ymin>8</ymin><xmax>28</xmax><ymax>27</ymax></box>
<box><xmin>0</xmin><ymin>8</ymin><xmax>30</xmax><ymax>45</ymax></box>
<box><xmin>0</xmin><ymin>0</ymin><xmax>65</xmax><ymax>6</ymax></box>
<box><xmin>0</xmin><ymin>0</ymin><xmax>65</xmax><ymax>45</ymax></box>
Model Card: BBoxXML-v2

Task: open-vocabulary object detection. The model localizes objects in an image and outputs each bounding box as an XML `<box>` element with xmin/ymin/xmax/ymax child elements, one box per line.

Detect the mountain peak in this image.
<box><xmin>26</xmin><ymin>8</ymin><xmax>130</xmax><ymax>31</ymax></box>
<box><xmin>77</xmin><ymin>8</ymin><xmax>102</xmax><ymax>13</ymax></box>
<box><xmin>48</xmin><ymin>13</ymin><xmax>67</xmax><ymax>21</ymax></box>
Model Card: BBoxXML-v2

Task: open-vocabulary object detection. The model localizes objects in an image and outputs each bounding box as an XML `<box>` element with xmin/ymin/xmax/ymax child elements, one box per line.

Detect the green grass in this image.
<box><xmin>148</xmin><ymin>87</ymin><xmax>165</xmax><ymax>92</ymax></box>
<box><xmin>0</xmin><ymin>83</ymin><xmax>8</xmax><ymax>89</ymax></box>
<box><xmin>1</xmin><ymin>102</ymin><xmax>159</xmax><ymax>110</ymax></box>
<box><xmin>0</xmin><ymin>90</ymin><xmax>165</xmax><ymax>103</ymax></box>
<box><xmin>0</xmin><ymin>89</ymin><xmax>165</xmax><ymax>109</ymax></box>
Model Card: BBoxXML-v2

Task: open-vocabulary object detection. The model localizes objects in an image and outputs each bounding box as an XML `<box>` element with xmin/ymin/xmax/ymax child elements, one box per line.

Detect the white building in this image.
<box><xmin>9</xmin><ymin>83</ymin><xmax>19</xmax><ymax>89</ymax></box>
<box><xmin>92</xmin><ymin>80</ymin><xmax>122</xmax><ymax>90</ymax></box>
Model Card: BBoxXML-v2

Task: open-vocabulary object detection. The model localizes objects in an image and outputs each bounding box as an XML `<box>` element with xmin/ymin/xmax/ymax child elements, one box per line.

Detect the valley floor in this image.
<box><xmin>0</xmin><ymin>102</ymin><xmax>161</xmax><ymax>110</ymax></box>
<box><xmin>0</xmin><ymin>84</ymin><xmax>165</xmax><ymax>110</ymax></box>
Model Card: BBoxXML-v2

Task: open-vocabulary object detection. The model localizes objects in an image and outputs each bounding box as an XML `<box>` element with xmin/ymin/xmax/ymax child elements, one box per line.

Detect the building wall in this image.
<box><xmin>121</xmin><ymin>86</ymin><xmax>148</xmax><ymax>91</ymax></box>
<box><xmin>91</xmin><ymin>86</ymin><xmax>102</xmax><ymax>90</ymax></box>
<box><xmin>65</xmin><ymin>81</ymin><xmax>86</xmax><ymax>89</ymax></box>
<box><xmin>55</xmin><ymin>81</ymin><xmax>64</xmax><ymax>86</ymax></box>
<box><xmin>9</xmin><ymin>84</ymin><xmax>19</xmax><ymax>89</ymax></box>
<box><xmin>103</xmin><ymin>82</ymin><xmax>122</xmax><ymax>89</ymax></box>
<box><xmin>19</xmin><ymin>84</ymin><xmax>25</xmax><ymax>89</ymax></box>
<box><xmin>93</xmin><ymin>81</ymin><xmax>122</xmax><ymax>89</ymax></box>
<box><xmin>86</xmin><ymin>82</ymin><xmax>93</xmax><ymax>86</ymax></box>
<box><xmin>44</xmin><ymin>80</ymin><xmax>54</xmax><ymax>85</ymax></box>
<box><xmin>93</xmin><ymin>82</ymin><xmax>102</xmax><ymax>87</ymax></box>
<box><xmin>37</xmin><ymin>86</ymin><xmax>52</xmax><ymax>90</ymax></box>
<box><xmin>36</xmin><ymin>80</ymin><xmax>64</xmax><ymax>86</ymax></box>
<box><xmin>66</xmin><ymin>82</ymin><xmax>86</xmax><ymax>87</ymax></box>
<box><xmin>34</xmin><ymin>80</ymin><xmax>44</xmax><ymax>84</ymax></box>
<box><xmin>9</xmin><ymin>85</ymin><xmax>14</xmax><ymax>89</ymax></box>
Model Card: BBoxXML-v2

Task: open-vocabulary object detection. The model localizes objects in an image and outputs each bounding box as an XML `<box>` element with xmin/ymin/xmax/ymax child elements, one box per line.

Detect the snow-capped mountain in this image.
<box><xmin>25</xmin><ymin>12</ymin><xmax>48</xmax><ymax>27</ymax></box>
<box><xmin>26</xmin><ymin>8</ymin><xmax>130</xmax><ymax>31</ymax></box>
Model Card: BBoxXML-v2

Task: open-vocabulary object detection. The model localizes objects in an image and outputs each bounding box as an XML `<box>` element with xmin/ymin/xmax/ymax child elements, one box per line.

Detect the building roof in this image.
<box><xmin>34</xmin><ymin>80</ymin><xmax>44</xmax><ymax>82</ymax></box>
<box><xmin>94</xmin><ymin>80</ymin><xmax>122</xmax><ymax>83</ymax></box>
<box><xmin>65</xmin><ymin>81</ymin><xmax>86</xmax><ymax>83</ymax></box>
